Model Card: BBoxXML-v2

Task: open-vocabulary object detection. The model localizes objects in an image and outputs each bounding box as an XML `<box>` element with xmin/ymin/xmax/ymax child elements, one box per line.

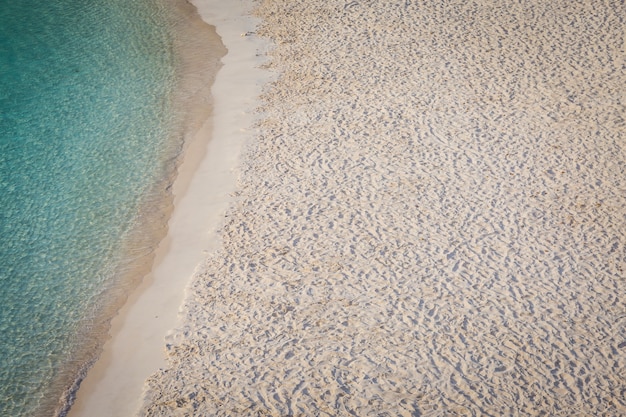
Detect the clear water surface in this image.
<box><xmin>0</xmin><ymin>0</ymin><xmax>187</xmax><ymax>414</ymax></box>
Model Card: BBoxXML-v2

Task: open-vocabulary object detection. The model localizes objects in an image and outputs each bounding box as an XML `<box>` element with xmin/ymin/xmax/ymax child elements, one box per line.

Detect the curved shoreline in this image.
<box><xmin>64</xmin><ymin>0</ymin><xmax>270</xmax><ymax>415</ymax></box>
<box><xmin>63</xmin><ymin>3</ymin><xmax>226</xmax><ymax>417</ymax></box>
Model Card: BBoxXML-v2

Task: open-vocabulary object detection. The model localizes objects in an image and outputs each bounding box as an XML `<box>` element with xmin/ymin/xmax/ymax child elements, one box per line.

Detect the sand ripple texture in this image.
<box><xmin>141</xmin><ymin>0</ymin><xmax>626</xmax><ymax>415</ymax></box>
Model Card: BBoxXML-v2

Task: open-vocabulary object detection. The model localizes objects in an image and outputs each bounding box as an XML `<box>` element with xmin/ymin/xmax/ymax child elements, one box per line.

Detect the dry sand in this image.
<box><xmin>141</xmin><ymin>0</ymin><xmax>626</xmax><ymax>415</ymax></box>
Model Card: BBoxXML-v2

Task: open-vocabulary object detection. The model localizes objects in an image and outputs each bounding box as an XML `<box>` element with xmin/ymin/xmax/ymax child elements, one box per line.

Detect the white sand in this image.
<box><xmin>66</xmin><ymin>2</ymin><xmax>269</xmax><ymax>416</ymax></box>
<box><xmin>140</xmin><ymin>0</ymin><xmax>626</xmax><ymax>415</ymax></box>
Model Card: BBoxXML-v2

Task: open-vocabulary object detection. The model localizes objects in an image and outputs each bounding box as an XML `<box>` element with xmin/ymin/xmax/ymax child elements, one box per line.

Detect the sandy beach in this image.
<box><xmin>90</xmin><ymin>0</ymin><xmax>626</xmax><ymax>415</ymax></box>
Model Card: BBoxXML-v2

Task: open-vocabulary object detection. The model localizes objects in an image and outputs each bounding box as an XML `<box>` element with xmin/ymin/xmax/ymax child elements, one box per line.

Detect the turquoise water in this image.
<box><xmin>0</xmin><ymin>0</ymin><xmax>191</xmax><ymax>415</ymax></box>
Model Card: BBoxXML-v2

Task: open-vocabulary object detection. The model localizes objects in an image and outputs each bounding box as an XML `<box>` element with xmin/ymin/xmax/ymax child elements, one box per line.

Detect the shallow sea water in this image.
<box><xmin>0</xmin><ymin>0</ymin><xmax>187</xmax><ymax>414</ymax></box>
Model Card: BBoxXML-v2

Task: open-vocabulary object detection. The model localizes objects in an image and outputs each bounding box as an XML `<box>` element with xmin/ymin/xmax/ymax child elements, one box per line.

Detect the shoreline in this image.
<box><xmin>65</xmin><ymin>0</ymin><xmax>270</xmax><ymax>415</ymax></box>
